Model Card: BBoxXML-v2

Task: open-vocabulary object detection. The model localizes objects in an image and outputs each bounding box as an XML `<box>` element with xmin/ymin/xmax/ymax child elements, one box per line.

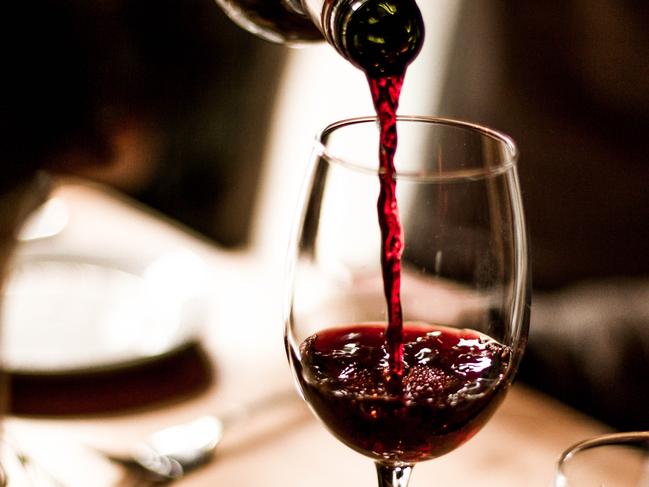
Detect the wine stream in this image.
<box><xmin>368</xmin><ymin>73</ymin><xmax>406</xmax><ymax>384</ymax></box>
<box><xmin>336</xmin><ymin>0</ymin><xmax>424</xmax><ymax>385</ymax></box>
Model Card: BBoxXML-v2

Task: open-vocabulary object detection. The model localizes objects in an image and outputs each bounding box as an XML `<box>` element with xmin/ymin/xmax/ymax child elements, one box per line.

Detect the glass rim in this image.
<box><xmin>558</xmin><ymin>431</ymin><xmax>649</xmax><ymax>464</ymax></box>
<box><xmin>555</xmin><ymin>431</ymin><xmax>649</xmax><ymax>486</ymax></box>
<box><xmin>314</xmin><ymin>115</ymin><xmax>519</xmax><ymax>183</ymax></box>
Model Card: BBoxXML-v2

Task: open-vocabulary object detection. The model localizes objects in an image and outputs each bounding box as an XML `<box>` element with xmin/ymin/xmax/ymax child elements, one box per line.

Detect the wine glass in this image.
<box><xmin>284</xmin><ymin>115</ymin><xmax>530</xmax><ymax>486</ymax></box>
<box><xmin>555</xmin><ymin>432</ymin><xmax>649</xmax><ymax>487</ymax></box>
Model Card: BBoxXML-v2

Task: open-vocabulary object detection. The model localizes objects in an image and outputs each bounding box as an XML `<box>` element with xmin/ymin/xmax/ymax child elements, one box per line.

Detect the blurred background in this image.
<box><xmin>3</xmin><ymin>0</ymin><xmax>456</xmax><ymax>251</ymax></box>
<box><xmin>2</xmin><ymin>0</ymin><xmax>649</xmax><ymax>431</ymax></box>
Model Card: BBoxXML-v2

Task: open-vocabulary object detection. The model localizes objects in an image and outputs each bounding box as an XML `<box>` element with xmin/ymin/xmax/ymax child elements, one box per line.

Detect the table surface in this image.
<box><xmin>3</xmin><ymin>180</ymin><xmax>609</xmax><ymax>487</ymax></box>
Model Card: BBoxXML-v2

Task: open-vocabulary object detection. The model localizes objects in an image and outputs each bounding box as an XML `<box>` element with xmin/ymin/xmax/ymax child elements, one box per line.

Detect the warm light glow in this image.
<box><xmin>250</xmin><ymin>0</ymin><xmax>462</xmax><ymax>268</ymax></box>
<box><xmin>18</xmin><ymin>197</ymin><xmax>69</xmax><ymax>241</ymax></box>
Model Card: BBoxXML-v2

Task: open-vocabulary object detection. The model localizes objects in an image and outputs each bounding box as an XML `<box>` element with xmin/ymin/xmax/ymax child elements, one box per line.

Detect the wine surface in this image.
<box><xmin>295</xmin><ymin>323</ymin><xmax>511</xmax><ymax>463</ymax></box>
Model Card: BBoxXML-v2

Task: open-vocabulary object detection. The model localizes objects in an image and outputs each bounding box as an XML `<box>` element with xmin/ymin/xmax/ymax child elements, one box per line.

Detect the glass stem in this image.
<box><xmin>376</xmin><ymin>462</ymin><xmax>413</xmax><ymax>487</ymax></box>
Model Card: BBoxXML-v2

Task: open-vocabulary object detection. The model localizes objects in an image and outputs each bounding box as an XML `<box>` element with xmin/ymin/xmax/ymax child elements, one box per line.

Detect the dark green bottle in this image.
<box><xmin>215</xmin><ymin>0</ymin><xmax>424</xmax><ymax>74</ymax></box>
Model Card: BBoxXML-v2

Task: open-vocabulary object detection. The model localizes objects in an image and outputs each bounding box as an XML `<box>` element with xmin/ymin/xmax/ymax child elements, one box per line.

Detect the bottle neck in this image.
<box><xmin>215</xmin><ymin>0</ymin><xmax>424</xmax><ymax>76</ymax></box>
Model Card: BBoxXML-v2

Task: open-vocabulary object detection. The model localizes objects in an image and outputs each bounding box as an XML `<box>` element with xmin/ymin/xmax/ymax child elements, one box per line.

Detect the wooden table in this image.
<box><xmin>3</xmin><ymin>181</ymin><xmax>609</xmax><ymax>486</ymax></box>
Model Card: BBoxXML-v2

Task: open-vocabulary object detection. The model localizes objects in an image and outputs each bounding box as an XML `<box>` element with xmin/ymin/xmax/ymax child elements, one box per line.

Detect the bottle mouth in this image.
<box><xmin>324</xmin><ymin>0</ymin><xmax>425</xmax><ymax>76</ymax></box>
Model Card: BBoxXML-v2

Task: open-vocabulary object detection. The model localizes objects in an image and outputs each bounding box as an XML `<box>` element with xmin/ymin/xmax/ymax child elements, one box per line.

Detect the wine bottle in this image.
<box><xmin>215</xmin><ymin>0</ymin><xmax>424</xmax><ymax>74</ymax></box>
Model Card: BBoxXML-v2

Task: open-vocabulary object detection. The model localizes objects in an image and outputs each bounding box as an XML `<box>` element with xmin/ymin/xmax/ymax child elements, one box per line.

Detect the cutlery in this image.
<box><xmin>102</xmin><ymin>389</ymin><xmax>297</xmax><ymax>482</ymax></box>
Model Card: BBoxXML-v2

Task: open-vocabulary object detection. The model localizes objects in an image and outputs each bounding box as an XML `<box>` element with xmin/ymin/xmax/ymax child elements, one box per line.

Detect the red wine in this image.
<box><xmin>367</xmin><ymin>72</ymin><xmax>411</xmax><ymax>383</ymax></box>
<box><xmin>369</xmin><ymin>73</ymin><xmax>406</xmax><ymax>383</ymax></box>
<box><xmin>294</xmin><ymin>323</ymin><xmax>511</xmax><ymax>463</ymax></box>
<box><xmin>338</xmin><ymin>0</ymin><xmax>423</xmax><ymax>381</ymax></box>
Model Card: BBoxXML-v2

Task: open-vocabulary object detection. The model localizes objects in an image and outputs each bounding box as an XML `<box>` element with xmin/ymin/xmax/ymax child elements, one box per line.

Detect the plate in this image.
<box><xmin>1</xmin><ymin>251</ymin><xmax>210</xmax><ymax>375</ymax></box>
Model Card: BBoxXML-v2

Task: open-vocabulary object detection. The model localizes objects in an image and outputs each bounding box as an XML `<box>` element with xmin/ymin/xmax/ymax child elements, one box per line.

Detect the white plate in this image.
<box><xmin>1</xmin><ymin>251</ymin><xmax>210</xmax><ymax>375</ymax></box>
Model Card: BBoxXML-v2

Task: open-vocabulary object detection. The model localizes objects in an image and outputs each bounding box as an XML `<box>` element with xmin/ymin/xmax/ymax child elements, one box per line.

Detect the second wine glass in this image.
<box><xmin>284</xmin><ymin>116</ymin><xmax>530</xmax><ymax>486</ymax></box>
<box><xmin>555</xmin><ymin>432</ymin><xmax>649</xmax><ymax>487</ymax></box>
